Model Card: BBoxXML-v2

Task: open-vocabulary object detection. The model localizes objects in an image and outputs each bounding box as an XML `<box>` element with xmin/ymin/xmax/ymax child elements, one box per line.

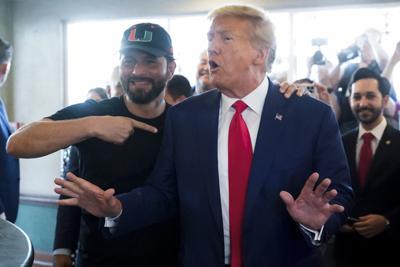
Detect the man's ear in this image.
<box><xmin>167</xmin><ymin>61</ymin><xmax>176</xmax><ymax>80</ymax></box>
<box><xmin>253</xmin><ymin>47</ymin><xmax>269</xmax><ymax>67</ymax></box>
<box><xmin>382</xmin><ymin>94</ymin><xmax>389</xmax><ymax>107</ymax></box>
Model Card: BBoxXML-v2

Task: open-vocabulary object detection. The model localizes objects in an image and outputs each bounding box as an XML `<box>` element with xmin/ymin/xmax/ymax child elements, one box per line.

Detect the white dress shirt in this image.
<box><xmin>356</xmin><ymin>118</ymin><xmax>387</xmax><ymax>167</ymax></box>
<box><xmin>217</xmin><ymin>76</ymin><xmax>269</xmax><ymax>264</ymax></box>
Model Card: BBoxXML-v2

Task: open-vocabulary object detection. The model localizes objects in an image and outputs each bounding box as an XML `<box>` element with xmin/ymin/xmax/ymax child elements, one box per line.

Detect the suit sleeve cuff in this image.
<box><xmin>104</xmin><ymin>209</ymin><xmax>123</xmax><ymax>228</ymax></box>
<box><xmin>53</xmin><ymin>248</ymin><xmax>72</xmax><ymax>256</ymax></box>
<box><xmin>299</xmin><ymin>224</ymin><xmax>324</xmax><ymax>246</ymax></box>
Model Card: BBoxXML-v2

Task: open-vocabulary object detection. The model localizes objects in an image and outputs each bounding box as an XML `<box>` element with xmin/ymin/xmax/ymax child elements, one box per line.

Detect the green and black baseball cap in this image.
<box><xmin>120</xmin><ymin>23</ymin><xmax>174</xmax><ymax>59</ymax></box>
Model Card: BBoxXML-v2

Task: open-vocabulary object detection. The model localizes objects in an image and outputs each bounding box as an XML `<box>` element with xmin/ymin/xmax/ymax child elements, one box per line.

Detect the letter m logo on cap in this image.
<box><xmin>128</xmin><ymin>28</ymin><xmax>153</xmax><ymax>43</ymax></box>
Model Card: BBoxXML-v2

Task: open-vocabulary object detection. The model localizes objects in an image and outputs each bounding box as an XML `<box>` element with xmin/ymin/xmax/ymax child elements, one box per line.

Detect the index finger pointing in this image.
<box><xmin>131</xmin><ymin>119</ymin><xmax>158</xmax><ymax>133</ymax></box>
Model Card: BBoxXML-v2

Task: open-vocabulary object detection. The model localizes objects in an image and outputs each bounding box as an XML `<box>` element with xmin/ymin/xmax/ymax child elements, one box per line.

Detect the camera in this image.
<box><xmin>298</xmin><ymin>83</ymin><xmax>315</xmax><ymax>94</ymax></box>
<box><xmin>294</xmin><ymin>78</ymin><xmax>315</xmax><ymax>95</ymax></box>
<box><xmin>337</xmin><ymin>45</ymin><xmax>359</xmax><ymax>63</ymax></box>
<box><xmin>312</xmin><ymin>38</ymin><xmax>328</xmax><ymax>47</ymax></box>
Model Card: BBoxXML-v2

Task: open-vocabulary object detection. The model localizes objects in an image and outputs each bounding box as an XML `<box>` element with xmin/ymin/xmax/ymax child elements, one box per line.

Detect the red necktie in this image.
<box><xmin>358</xmin><ymin>132</ymin><xmax>374</xmax><ymax>188</ymax></box>
<box><xmin>228</xmin><ymin>100</ymin><xmax>253</xmax><ymax>267</ymax></box>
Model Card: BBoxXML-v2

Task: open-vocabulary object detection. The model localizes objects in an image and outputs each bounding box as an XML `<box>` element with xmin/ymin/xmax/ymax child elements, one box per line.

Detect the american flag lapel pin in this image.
<box><xmin>275</xmin><ymin>113</ymin><xmax>283</xmax><ymax>121</ymax></box>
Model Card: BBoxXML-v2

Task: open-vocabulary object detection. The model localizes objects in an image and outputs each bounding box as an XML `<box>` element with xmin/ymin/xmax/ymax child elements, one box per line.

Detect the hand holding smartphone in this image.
<box><xmin>347</xmin><ymin>216</ymin><xmax>360</xmax><ymax>225</ymax></box>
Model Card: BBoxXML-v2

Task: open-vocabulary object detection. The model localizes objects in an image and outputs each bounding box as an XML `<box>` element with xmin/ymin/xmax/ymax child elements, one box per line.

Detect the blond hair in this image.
<box><xmin>208</xmin><ymin>4</ymin><xmax>275</xmax><ymax>52</ymax></box>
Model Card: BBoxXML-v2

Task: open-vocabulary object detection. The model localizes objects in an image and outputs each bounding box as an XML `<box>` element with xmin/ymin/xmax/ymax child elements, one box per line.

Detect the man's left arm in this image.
<box><xmin>310</xmin><ymin>106</ymin><xmax>354</xmax><ymax>241</ymax></box>
<box><xmin>280</xmin><ymin>106</ymin><xmax>354</xmax><ymax>243</ymax></box>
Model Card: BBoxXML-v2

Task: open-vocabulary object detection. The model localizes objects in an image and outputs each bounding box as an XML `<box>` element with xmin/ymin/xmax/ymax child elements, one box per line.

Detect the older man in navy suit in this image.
<box><xmin>53</xmin><ymin>5</ymin><xmax>353</xmax><ymax>267</ymax></box>
<box><xmin>0</xmin><ymin>37</ymin><xmax>19</xmax><ymax>223</ymax></box>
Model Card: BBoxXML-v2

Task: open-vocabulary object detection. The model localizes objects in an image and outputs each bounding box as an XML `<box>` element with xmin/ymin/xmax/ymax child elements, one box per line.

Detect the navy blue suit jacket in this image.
<box><xmin>113</xmin><ymin>82</ymin><xmax>353</xmax><ymax>267</ymax></box>
<box><xmin>0</xmin><ymin>99</ymin><xmax>20</xmax><ymax>223</ymax></box>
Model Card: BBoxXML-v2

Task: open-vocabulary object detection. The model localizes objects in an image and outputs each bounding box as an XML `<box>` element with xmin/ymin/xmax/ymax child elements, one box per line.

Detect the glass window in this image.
<box><xmin>66</xmin><ymin>5</ymin><xmax>400</xmax><ymax>105</ymax></box>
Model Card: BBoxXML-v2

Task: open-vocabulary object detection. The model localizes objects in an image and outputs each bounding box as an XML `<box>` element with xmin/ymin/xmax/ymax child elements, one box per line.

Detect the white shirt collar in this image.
<box><xmin>358</xmin><ymin>117</ymin><xmax>387</xmax><ymax>142</ymax></box>
<box><xmin>220</xmin><ymin>75</ymin><xmax>269</xmax><ymax>116</ymax></box>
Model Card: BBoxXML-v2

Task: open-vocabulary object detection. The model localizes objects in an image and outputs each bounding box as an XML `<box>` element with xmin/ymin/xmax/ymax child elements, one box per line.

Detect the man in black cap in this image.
<box><xmin>7</xmin><ymin>23</ymin><xmax>179</xmax><ymax>267</ymax></box>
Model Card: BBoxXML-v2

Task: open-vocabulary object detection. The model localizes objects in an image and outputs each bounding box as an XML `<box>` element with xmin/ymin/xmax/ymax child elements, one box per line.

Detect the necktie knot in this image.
<box><xmin>232</xmin><ymin>100</ymin><xmax>248</xmax><ymax>114</ymax></box>
<box><xmin>362</xmin><ymin>132</ymin><xmax>375</xmax><ymax>144</ymax></box>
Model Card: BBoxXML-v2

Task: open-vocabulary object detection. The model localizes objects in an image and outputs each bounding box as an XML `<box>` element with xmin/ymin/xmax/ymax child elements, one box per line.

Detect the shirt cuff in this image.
<box><xmin>0</xmin><ymin>212</ymin><xmax>6</xmax><ymax>220</ymax></box>
<box><xmin>53</xmin><ymin>248</ymin><xmax>72</xmax><ymax>256</ymax></box>
<box><xmin>300</xmin><ymin>224</ymin><xmax>324</xmax><ymax>246</ymax></box>
<box><xmin>104</xmin><ymin>209</ymin><xmax>123</xmax><ymax>228</ymax></box>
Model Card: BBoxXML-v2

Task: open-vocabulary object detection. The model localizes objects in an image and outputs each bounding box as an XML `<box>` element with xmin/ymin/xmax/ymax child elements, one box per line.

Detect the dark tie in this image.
<box><xmin>228</xmin><ymin>100</ymin><xmax>253</xmax><ymax>267</ymax></box>
<box><xmin>358</xmin><ymin>132</ymin><xmax>374</xmax><ymax>188</ymax></box>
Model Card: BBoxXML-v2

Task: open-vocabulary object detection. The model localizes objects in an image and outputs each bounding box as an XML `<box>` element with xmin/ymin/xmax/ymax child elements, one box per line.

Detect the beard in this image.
<box><xmin>121</xmin><ymin>75</ymin><xmax>166</xmax><ymax>104</ymax></box>
<box><xmin>352</xmin><ymin>106</ymin><xmax>383</xmax><ymax>125</ymax></box>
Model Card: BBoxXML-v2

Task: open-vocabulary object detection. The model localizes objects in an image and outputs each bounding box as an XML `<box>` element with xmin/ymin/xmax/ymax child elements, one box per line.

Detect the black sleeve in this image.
<box><xmin>53</xmin><ymin>197</ymin><xmax>81</xmax><ymax>253</ymax></box>
<box><xmin>47</xmin><ymin>99</ymin><xmax>99</xmax><ymax>121</ymax></box>
<box><xmin>54</xmin><ymin>146</ymin><xmax>82</xmax><ymax>252</ymax></box>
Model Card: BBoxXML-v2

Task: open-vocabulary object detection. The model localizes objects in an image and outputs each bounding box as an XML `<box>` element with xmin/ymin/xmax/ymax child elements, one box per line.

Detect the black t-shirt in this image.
<box><xmin>49</xmin><ymin>96</ymin><xmax>178</xmax><ymax>267</ymax></box>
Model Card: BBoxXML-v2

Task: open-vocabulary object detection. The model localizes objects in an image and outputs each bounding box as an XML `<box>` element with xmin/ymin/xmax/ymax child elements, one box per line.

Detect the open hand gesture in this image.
<box><xmin>280</xmin><ymin>172</ymin><xmax>344</xmax><ymax>230</ymax></box>
<box><xmin>54</xmin><ymin>172</ymin><xmax>122</xmax><ymax>218</ymax></box>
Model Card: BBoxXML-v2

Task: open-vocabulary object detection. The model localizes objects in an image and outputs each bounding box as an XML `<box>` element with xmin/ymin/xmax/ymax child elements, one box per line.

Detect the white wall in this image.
<box><xmin>7</xmin><ymin>0</ymin><xmax>399</xmax><ymax>197</ymax></box>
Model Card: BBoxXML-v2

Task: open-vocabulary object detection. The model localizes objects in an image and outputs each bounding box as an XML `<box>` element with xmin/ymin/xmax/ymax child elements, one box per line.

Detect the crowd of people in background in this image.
<box><xmin>289</xmin><ymin>29</ymin><xmax>400</xmax><ymax>134</ymax></box>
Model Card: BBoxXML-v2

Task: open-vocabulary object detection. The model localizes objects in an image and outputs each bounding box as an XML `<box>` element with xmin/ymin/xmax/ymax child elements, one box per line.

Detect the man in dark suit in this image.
<box><xmin>54</xmin><ymin>4</ymin><xmax>353</xmax><ymax>267</ymax></box>
<box><xmin>0</xmin><ymin>37</ymin><xmax>19</xmax><ymax>223</ymax></box>
<box><xmin>333</xmin><ymin>68</ymin><xmax>400</xmax><ymax>266</ymax></box>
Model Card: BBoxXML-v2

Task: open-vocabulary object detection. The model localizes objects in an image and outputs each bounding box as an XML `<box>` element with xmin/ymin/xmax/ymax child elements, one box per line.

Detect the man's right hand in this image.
<box><xmin>91</xmin><ymin>116</ymin><xmax>158</xmax><ymax>144</ymax></box>
<box><xmin>53</xmin><ymin>254</ymin><xmax>73</xmax><ymax>267</ymax></box>
<box><xmin>279</xmin><ymin>82</ymin><xmax>305</xmax><ymax>98</ymax></box>
<box><xmin>54</xmin><ymin>172</ymin><xmax>122</xmax><ymax>218</ymax></box>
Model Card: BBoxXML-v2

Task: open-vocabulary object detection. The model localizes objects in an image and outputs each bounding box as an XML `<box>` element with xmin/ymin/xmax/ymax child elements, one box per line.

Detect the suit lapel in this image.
<box><xmin>244</xmin><ymin>82</ymin><xmax>287</xmax><ymax>219</ymax></box>
<box><xmin>197</xmin><ymin>90</ymin><xmax>224</xmax><ymax>236</ymax></box>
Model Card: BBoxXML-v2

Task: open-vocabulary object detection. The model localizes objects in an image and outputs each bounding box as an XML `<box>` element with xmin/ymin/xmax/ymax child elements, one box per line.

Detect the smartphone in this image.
<box><xmin>296</xmin><ymin>83</ymin><xmax>315</xmax><ymax>94</ymax></box>
<box><xmin>311</xmin><ymin>38</ymin><xmax>328</xmax><ymax>47</ymax></box>
<box><xmin>347</xmin><ymin>216</ymin><xmax>359</xmax><ymax>225</ymax></box>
